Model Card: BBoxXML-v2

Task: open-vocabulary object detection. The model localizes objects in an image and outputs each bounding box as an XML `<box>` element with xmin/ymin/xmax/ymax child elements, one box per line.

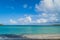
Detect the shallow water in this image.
<box><xmin>0</xmin><ymin>25</ymin><xmax>60</xmax><ymax>34</ymax></box>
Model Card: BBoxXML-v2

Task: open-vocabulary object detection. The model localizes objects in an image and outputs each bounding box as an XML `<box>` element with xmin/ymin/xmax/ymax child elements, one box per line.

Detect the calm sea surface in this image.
<box><xmin>0</xmin><ymin>25</ymin><xmax>60</xmax><ymax>34</ymax></box>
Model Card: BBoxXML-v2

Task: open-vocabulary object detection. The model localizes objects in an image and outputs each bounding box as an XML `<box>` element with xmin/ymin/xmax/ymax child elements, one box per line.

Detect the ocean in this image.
<box><xmin>0</xmin><ymin>25</ymin><xmax>60</xmax><ymax>34</ymax></box>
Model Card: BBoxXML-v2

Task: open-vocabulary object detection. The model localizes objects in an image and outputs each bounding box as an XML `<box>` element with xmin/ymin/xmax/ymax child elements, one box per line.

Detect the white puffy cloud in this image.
<box><xmin>36</xmin><ymin>18</ymin><xmax>48</xmax><ymax>23</ymax></box>
<box><xmin>17</xmin><ymin>14</ymin><xmax>50</xmax><ymax>24</ymax></box>
<box><xmin>10</xmin><ymin>19</ymin><xmax>17</xmax><ymax>24</ymax></box>
<box><xmin>9</xmin><ymin>13</ymin><xmax>58</xmax><ymax>25</ymax></box>
<box><xmin>42</xmin><ymin>13</ymin><xmax>48</xmax><ymax>17</ymax></box>
<box><xmin>35</xmin><ymin>0</ymin><xmax>59</xmax><ymax>23</ymax></box>
<box><xmin>43</xmin><ymin>0</ymin><xmax>54</xmax><ymax>8</ymax></box>
<box><xmin>25</xmin><ymin>16</ymin><xmax>32</xmax><ymax>22</ymax></box>
<box><xmin>18</xmin><ymin>16</ymin><xmax>32</xmax><ymax>24</ymax></box>
<box><xmin>31</xmin><ymin>0</ymin><xmax>60</xmax><ymax>13</ymax></box>
<box><xmin>9</xmin><ymin>0</ymin><xmax>60</xmax><ymax>25</ymax></box>
<box><xmin>35</xmin><ymin>0</ymin><xmax>55</xmax><ymax>13</ymax></box>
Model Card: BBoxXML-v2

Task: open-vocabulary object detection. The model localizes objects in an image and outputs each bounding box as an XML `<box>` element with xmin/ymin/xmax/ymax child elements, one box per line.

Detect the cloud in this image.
<box><xmin>23</xmin><ymin>4</ymin><xmax>28</xmax><ymax>8</ymax></box>
<box><xmin>10</xmin><ymin>19</ymin><xmax>17</xmax><ymax>24</ymax></box>
<box><xmin>17</xmin><ymin>14</ymin><xmax>50</xmax><ymax>24</ymax></box>
<box><xmin>35</xmin><ymin>0</ymin><xmax>55</xmax><ymax>13</ymax></box>
<box><xmin>54</xmin><ymin>0</ymin><xmax>60</xmax><ymax>12</ymax></box>
<box><xmin>9</xmin><ymin>0</ymin><xmax>60</xmax><ymax>25</ymax></box>
<box><xmin>24</xmin><ymin>0</ymin><xmax>60</xmax><ymax>13</ymax></box>
<box><xmin>36</xmin><ymin>18</ymin><xmax>48</xmax><ymax>23</ymax></box>
<box><xmin>18</xmin><ymin>16</ymin><xmax>32</xmax><ymax>24</ymax></box>
<box><xmin>9</xmin><ymin>14</ymin><xmax>58</xmax><ymax>25</ymax></box>
<box><xmin>23</xmin><ymin>4</ymin><xmax>32</xmax><ymax>9</ymax></box>
<box><xmin>35</xmin><ymin>0</ymin><xmax>59</xmax><ymax>23</ymax></box>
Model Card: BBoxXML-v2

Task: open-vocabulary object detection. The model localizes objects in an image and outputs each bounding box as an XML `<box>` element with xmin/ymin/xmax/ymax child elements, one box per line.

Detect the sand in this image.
<box><xmin>23</xmin><ymin>34</ymin><xmax>60</xmax><ymax>39</ymax></box>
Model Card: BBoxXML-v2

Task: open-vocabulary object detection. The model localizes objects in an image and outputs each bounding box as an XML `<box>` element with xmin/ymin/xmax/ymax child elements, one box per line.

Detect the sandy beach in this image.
<box><xmin>23</xmin><ymin>34</ymin><xmax>60</xmax><ymax>39</ymax></box>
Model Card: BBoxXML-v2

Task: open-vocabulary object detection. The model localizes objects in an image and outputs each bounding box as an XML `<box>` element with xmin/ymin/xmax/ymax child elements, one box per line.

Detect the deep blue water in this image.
<box><xmin>0</xmin><ymin>25</ymin><xmax>60</xmax><ymax>34</ymax></box>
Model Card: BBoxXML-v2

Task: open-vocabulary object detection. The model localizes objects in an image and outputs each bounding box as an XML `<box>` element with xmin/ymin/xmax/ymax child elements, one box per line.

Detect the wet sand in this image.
<box><xmin>23</xmin><ymin>34</ymin><xmax>60</xmax><ymax>39</ymax></box>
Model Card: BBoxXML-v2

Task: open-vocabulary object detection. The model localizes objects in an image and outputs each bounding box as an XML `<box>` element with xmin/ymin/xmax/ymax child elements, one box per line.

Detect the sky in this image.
<box><xmin>0</xmin><ymin>0</ymin><xmax>60</xmax><ymax>25</ymax></box>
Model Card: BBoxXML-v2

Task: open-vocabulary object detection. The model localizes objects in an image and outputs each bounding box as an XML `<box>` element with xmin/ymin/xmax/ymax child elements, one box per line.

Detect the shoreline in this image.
<box><xmin>0</xmin><ymin>34</ymin><xmax>60</xmax><ymax>39</ymax></box>
<box><xmin>23</xmin><ymin>34</ymin><xmax>60</xmax><ymax>39</ymax></box>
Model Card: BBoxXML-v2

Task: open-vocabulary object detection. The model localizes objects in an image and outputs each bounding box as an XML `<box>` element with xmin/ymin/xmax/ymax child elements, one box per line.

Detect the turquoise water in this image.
<box><xmin>0</xmin><ymin>25</ymin><xmax>60</xmax><ymax>34</ymax></box>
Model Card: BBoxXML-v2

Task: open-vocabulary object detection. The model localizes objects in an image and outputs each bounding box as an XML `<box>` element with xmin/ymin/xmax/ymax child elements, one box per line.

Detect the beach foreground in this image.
<box><xmin>0</xmin><ymin>34</ymin><xmax>60</xmax><ymax>40</ymax></box>
<box><xmin>23</xmin><ymin>34</ymin><xmax>60</xmax><ymax>39</ymax></box>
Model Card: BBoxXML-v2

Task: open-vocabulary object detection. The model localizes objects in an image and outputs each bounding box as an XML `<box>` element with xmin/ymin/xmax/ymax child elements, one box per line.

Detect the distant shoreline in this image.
<box><xmin>0</xmin><ymin>24</ymin><xmax>60</xmax><ymax>26</ymax></box>
<box><xmin>0</xmin><ymin>24</ymin><xmax>3</xmax><ymax>26</ymax></box>
<box><xmin>0</xmin><ymin>25</ymin><xmax>60</xmax><ymax>26</ymax></box>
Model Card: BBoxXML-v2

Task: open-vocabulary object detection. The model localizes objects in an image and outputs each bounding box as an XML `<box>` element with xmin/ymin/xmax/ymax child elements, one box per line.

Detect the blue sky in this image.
<box><xmin>0</xmin><ymin>0</ymin><xmax>60</xmax><ymax>25</ymax></box>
